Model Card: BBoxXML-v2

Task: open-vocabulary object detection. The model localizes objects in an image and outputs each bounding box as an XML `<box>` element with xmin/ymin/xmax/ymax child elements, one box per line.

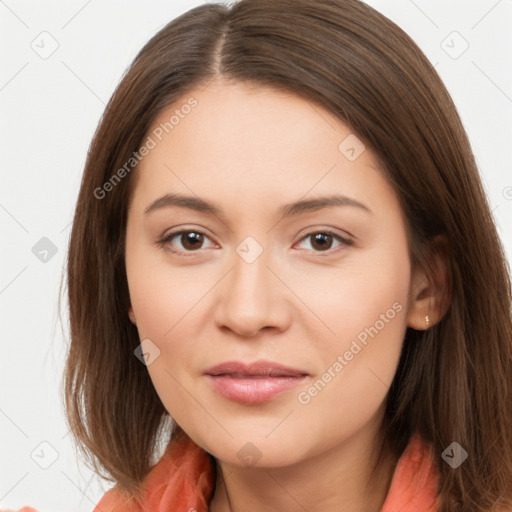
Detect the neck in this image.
<box><xmin>209</xmin><ymin>419</ymin><xmax>397</xmax><ymax>512</ymax></box>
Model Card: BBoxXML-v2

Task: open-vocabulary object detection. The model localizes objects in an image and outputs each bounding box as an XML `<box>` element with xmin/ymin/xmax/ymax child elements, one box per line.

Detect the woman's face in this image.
<box><xmin>125</xmin><ymin>79</ymin><xmax>415</xmax><ymax>467</ymax></box>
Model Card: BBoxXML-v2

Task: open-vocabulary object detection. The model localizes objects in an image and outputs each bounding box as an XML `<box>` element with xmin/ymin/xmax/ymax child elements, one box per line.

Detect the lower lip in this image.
<box><xmin>206</xmin><ymin>375</ymin><xmax>307</xmax><ymax>404</ymax></box>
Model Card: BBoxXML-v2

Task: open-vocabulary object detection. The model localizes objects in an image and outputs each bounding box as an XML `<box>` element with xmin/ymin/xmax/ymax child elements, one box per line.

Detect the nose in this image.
<box><xmin>213</xmin><ymin>247</ymin><xmax>292</xmax><ymax>338</ymax></box>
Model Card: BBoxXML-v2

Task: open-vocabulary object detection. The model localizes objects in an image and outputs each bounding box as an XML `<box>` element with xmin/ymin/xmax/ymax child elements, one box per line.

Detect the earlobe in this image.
<box><xmin>407</xmin><ymin>309</ymin><xmax>432</xmax><ymax>330</ymax></box>
<box><xmin>128</xmin><ymin>306</ymin><xmax>137</xmax><ymax>325</ymax></box>
<box><xmin>406</xmin><ymin>235</ymin><xmax>452</xmax><ymax>331</ymax></box>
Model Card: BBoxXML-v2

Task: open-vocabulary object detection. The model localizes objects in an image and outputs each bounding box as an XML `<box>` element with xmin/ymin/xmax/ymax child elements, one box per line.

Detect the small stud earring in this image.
<box><xmin>425</xmin><ymin>315</ymin><xmax>430</xmax><ymax>329</ymax></box>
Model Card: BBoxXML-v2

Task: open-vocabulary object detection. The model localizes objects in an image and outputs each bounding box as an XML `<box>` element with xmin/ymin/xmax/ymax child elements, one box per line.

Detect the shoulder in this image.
<box><xmin>92</xmin><ymin>486</ymin><xmax>142</xmax><ymax>512</ymax></box>
<box><xmin>380</xmin><ymin>434</ymin><xmax>440</xmax><ymax>512</ymax></box>
<box><xmin>92</xmin><ymin>430</ymin><xmax>214</xmax><ymax>512</ymax></box>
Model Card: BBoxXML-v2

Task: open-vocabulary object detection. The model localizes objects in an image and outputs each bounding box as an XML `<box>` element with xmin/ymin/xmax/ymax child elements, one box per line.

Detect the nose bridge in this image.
<box><xmin>233</xmin><ymin>240</ymin><xmax>269</xmax><ymax>294</ymax></box>
<box><xmin>214</xmin><ymin>238</ymin><xmax>286</xmax><ymax>336</ymax></box>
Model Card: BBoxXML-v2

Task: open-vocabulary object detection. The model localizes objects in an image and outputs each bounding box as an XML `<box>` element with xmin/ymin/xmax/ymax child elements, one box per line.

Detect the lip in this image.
<box><xmin>204</xmin><ymin>360</ymin><xmax>309</xmax><ymax>404</ymax></box>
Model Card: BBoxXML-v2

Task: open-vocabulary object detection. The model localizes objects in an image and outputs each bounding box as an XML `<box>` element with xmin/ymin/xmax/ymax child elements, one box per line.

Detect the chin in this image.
<box><xmin>190</xmin><ymin>427</ymin><xmax>312</xmax><ymax>469</ymax></box>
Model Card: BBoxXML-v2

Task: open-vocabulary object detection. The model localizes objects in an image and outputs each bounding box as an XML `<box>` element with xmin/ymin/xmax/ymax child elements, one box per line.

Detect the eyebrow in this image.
<box><xmin>144</xmin><ymin>192</ymin><xmax>372</xmax><ymax>218</ymax></box>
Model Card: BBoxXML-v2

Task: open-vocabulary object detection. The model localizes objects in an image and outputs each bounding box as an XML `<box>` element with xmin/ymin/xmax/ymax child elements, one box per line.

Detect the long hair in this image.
<box><xmin>62</xmin><ymin>1</ymin><xmax>512</xmax><ymax>510</ymax></box>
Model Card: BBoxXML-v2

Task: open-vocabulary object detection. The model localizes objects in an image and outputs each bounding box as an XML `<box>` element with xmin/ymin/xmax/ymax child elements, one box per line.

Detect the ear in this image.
<box><xmin>407</xmin><ymin>234</ymin><xmax>452</xmax><ymax>330</ymax></box>
<box><xmin>128</xmin><ymin>306</ymin><xmax>137</xmax><ymax>325</ymax></box>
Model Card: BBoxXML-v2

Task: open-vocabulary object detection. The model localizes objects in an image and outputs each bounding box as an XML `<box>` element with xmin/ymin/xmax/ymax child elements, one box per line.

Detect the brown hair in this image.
<box><xmin>62</xmin><ymin>0</ymin><xmax>512</xmax><ymax>510</ymax></box>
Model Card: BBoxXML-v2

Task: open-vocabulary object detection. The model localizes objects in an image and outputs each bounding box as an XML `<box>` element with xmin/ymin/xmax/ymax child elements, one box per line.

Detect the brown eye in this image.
<box><xmin>296</xmin><ymin>231</ymin><xmax>353</xmax><ymax>253</ymax></box>
<box><xmin>180</xmin><ymin>231</ymin><xmax>204</xmax><ymax>251</ymax></box>
<box><xmin>310</xmin><ymin>233</ymin><xmax>334</xmax><ymax>251</ymax></box>
<box><xmin>158</xmin><ymin>229</ymin><xmax>215</xmax><ymax>254</ymax></box>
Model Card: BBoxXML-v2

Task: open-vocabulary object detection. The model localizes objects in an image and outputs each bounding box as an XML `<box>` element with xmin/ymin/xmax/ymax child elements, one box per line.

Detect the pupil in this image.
<box><xmin>183</xmin><ymin>232</ymin><xmax>202</xmax><ymax>250</ymax></box>
<box><xmin>313</xmin><ymin>233</ymin><xmax>332</xmax><ymax>251</ymax></box>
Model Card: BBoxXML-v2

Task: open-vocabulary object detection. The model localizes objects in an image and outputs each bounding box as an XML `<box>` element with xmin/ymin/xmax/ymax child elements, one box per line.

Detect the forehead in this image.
<box><xmin>130</xmin><ymin>80</ymin><xmax>397</xmax><ymax>218</ymax></box>
<box><xmin>146</xmin><ymin>80</ymin><xmax>374</xmax><ymax>165</ymax></box>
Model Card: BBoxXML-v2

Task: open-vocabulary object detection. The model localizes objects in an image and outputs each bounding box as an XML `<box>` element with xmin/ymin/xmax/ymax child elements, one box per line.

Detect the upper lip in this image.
<box><xmin>204</xmin><ymin>360</ymin><xmax>308</xmax><ymax>377</ymax></box>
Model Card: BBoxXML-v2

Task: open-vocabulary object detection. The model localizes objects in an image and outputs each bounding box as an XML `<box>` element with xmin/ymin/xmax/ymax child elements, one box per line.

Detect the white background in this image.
<box><xmin>1</xmin><ymin>1</ymin><xmax>511</xmax><ymax>511</ymax></box>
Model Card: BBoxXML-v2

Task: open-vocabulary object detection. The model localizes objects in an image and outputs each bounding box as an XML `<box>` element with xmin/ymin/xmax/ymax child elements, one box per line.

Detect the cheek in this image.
<box><xmin>125</xmin><ymin>258</ymin><xmax>204</xmax><ymax>422</ymax></box>
<box><xmin>293</xmin><ymin>298</ymin><xmax>408</xmax><ymax>445</ymax></box>
<box><xmin>125</xmin><ymin>247</ymin><xmax>213</xmax><ymax>390</ymax></box>
<box><xmin>125</xmin><ymin>244</ymin><xmax>210</xmax><ymax>341</ymax></box>
<box><xmin>288</xmin><ymin>234</ymin><xmax>411</xmax><ymax>348</ymax></box>
<box><xmin>293</xmin><ymin>240</ymin><xmax>410</xmax><ymax>416</ymax></box>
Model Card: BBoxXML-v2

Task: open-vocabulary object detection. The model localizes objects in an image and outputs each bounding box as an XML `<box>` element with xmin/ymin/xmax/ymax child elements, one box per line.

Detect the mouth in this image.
<box><xmin>204</xmin><ymin>360</ymin><xmax>309</xmax><ymax>404</ymax></box>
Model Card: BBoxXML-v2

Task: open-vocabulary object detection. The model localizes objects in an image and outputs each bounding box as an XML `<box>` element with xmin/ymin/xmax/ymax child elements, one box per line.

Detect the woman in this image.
<box><xmin>23</xmin><ymin>0</ymin><xmax>512</xmax><ymax>511</ymax></box>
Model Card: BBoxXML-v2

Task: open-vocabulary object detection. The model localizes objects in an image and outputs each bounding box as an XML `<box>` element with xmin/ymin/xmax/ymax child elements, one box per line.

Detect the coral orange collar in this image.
<box><xmin>94</xmin><ymin>431</ymin><xmax>439</xmax><ymax>512</ymax></box>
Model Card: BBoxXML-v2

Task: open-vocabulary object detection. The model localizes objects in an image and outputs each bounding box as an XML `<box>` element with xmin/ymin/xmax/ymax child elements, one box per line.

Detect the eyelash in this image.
<box><xmin>156</xmin><ymin>228</ymin><xmax>354</xmax><ymax>256</ymax></box>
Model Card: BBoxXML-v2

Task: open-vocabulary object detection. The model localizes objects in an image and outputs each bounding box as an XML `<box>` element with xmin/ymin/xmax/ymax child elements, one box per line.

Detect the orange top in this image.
<box><xmin>92</xmin><ymin>431</ymin><xmax>440</xmax><ymax>512</ymax></box>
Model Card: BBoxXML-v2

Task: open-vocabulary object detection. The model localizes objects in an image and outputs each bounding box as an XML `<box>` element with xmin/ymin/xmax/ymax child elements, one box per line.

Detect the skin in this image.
<box><xmin>125</xmin><ymin>79</ymin><xmax>446</xmax><ymax>512</ymax></box>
